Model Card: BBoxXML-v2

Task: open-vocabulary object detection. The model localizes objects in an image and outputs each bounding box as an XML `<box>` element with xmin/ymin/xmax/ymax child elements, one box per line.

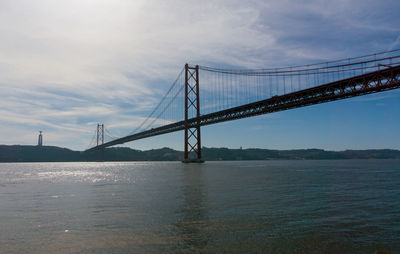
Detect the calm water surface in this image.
<box><xmin>0</xmin><ymin>160</ymin><xmax>399</xmax><ymax>253</ymax></box>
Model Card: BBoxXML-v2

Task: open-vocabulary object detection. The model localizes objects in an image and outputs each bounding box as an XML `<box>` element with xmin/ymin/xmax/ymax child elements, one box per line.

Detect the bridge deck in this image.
<box><xmin>86</xmin><ymin>65</ymin><xmax>400</xmax><ymax>152</ymax></box>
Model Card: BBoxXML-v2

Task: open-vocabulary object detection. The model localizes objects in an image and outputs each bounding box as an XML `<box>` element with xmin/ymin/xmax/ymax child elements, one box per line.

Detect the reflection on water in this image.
<box><xmin>175</xmin><ymin>165</ymin><xmax>209</xmax><ymax>252</ymax></box>
<box><xmin>0</xmin><ymin>160</ymin><xmax>399</xmax><ymax>253</ymax></box>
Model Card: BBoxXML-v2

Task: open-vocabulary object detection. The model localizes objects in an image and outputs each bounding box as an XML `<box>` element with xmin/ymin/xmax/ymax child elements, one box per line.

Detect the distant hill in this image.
<box><xmin>202</xmin><ymin>147</ymin><xmax>400</xmax><ymax>160</ymax></box>
<box><xmin>0</xmin><ymin>145</ymin><xmax>81</xmax><ymax>162</ymax></box>
<box><xmin>0</xmin><ymin>145</ymin><xmax>399</xmax><ymax>162</ymax></box>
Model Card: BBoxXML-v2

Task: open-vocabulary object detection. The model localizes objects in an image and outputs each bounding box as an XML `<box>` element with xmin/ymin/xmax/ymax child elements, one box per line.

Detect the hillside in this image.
<box><xmin>1</xmin><ymin>145</ymin><xmax>400</xmax><ymax>162</ymax></box>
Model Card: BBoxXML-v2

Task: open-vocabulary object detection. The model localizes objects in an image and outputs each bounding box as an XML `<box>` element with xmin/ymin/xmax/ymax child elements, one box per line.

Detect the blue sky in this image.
<box><xmin>0</xmin><ymin>0</ymin><xmax>399</xmax><ymax>151</ymax></box>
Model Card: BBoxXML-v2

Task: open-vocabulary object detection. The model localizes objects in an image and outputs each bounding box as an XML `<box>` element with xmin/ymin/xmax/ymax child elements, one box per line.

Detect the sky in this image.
<box><xmin>0</xmin><ymin>0</ymin><xmax>400</xmax><ymax>151</ymax></box>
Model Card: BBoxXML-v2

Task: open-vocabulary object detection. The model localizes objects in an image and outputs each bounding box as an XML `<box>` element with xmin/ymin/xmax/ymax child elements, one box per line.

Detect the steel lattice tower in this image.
<box><xmin>183</xmin><ymin>64</ymin><xmax>203</xmax><ymax>162</ymax></box>
<box><xmin>96</xmin><ymin>124</ymin><xmax>104</xmax><ymax>146</ymax></box>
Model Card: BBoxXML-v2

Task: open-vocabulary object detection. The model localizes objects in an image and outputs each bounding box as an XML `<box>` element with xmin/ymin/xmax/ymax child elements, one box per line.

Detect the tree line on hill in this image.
<box><xmin>0</xmin><ymin>145</ymin><xmax>400</xmax><ymax>162</ymax></box>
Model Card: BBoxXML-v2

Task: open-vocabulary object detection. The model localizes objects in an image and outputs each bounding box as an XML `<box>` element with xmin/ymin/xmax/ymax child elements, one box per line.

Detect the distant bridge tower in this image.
<box><xmin>38</xmin><ymin>131</ymin><xmax>43</xmax><ymax>146</ymax></box>
<box><xmin>96</xmin><ymin>124</ymin><xmax>104</xmax><ymax>146</ymax></box>
<box><xmin>183</xmin><ymin>64</ymin><xmax>203</xmax><ymax>163</ymax></box>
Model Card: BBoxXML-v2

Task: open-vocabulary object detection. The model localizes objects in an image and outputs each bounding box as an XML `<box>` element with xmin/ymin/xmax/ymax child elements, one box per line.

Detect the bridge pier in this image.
<box><xmin>182</xmin><ymin>158</ymin><xmax>204</xmax><ymax>163</ymax></box>
<box><xmin>183</xmin><ymin>64</ymin><xmax>204</xmax><ymax>163</ymax></box>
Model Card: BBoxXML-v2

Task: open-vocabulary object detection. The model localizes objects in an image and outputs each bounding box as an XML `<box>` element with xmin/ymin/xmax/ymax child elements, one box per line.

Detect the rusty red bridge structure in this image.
<box><xmin>86</xmin><ymin>49</ymin><xmax>400</xmax><ymax>162</ymax></box>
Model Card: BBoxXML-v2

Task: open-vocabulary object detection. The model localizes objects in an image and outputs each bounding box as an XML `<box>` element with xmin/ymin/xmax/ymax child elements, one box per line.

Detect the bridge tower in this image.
<box><xmin>183</xmin><ymin>64</ymin><xmax>203</xmax><ymax>163</ymax></box>
<box><xmin>95</xmin><ymin>124</ymin><xmax>105</xmax><ymax>161</ymax></box>
<box><xmin>96</xmin><ymin>124</ymin><xmax>104</xmax><ymax>146</ymax></box>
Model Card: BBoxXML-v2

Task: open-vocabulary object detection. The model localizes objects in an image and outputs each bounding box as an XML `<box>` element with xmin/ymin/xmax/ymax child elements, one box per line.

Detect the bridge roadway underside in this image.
<box><xmin>86</xmin><ymin>66</ymin><xmax>400</xmax><ymax>152</ymax></box>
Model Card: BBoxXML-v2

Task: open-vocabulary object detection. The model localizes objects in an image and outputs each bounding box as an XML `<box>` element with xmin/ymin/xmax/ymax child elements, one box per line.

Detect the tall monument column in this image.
<box><xmin>38</xmin><ymin>131</ymin><xmax>43</xmax><ymax>146</ymax></box>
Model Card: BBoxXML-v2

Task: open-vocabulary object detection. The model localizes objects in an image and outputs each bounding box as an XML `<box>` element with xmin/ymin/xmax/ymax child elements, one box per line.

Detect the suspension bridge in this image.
<box><xmin>86</xmin><ymin>49</ymin><xmax>400</xmax><ymax>162</ymax></box>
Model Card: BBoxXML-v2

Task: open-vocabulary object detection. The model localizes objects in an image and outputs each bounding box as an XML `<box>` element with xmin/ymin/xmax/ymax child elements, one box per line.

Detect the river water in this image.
<box><xmin>0</xmin><ymin>160</ymin><xmax>399</xmax><ymax>253</ymax></box>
